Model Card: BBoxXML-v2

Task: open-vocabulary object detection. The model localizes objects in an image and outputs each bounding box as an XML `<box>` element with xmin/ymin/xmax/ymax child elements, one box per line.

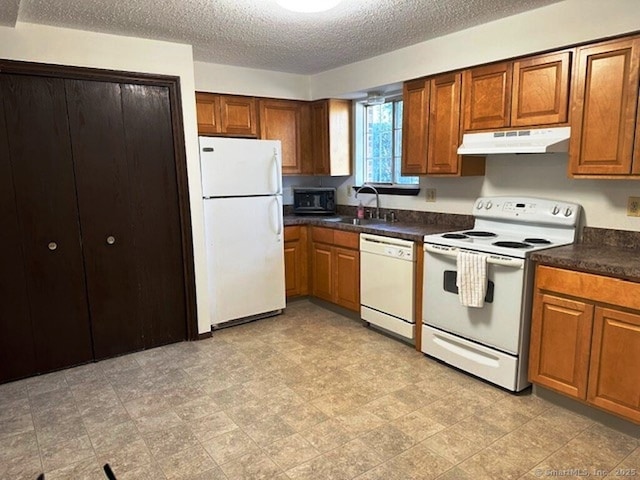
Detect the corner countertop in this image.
<box><xmin>531</xmin><ymin>244</ymin><xmax>640</xmax><ymax>282</ymax></box>
<box><xmin>284</xmin><ymin>215</ymin><xmax>463</xmax><ymax>242</ymax></box>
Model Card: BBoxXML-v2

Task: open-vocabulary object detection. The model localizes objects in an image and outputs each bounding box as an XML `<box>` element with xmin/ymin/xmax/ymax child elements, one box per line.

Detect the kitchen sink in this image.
<box><xmin>322</xmin><ymin>216</ymin><xmax>387</xmax><ymax>225</ymax></box>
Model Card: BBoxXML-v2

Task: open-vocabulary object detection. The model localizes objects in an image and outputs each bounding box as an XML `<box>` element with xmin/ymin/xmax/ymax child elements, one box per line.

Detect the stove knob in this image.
<box><xmin>476</xmin><ymin>201</ymin><xmax>484</xmax><ymax>210</ymax></box>
<box><xmin>564</xmin><ymin>207</ymin><xmax>573</xmax><ymax>217</ymax></box>
<box><xmin>552</xmin><ymin>205</ymin><xmax>560</xmax><ymax>215</ymax></box>
<box><xmin>485</xmin><ymin>201</ymin><xmax>493</xmax><ymax>210</ymax></box>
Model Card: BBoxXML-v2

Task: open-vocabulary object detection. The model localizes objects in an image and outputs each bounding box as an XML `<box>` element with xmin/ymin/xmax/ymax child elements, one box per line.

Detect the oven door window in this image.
<box><xmin>443</xmin><ymin>271</ymin><xmax>494</xmax><ymax>303</ymax></box>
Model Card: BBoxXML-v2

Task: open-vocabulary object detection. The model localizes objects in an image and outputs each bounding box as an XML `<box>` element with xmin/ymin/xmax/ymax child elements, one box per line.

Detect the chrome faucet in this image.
<box><xmin>355</xmin><ymin>184</ymin><xmax>380</xmax><ymax>219</ymax></box>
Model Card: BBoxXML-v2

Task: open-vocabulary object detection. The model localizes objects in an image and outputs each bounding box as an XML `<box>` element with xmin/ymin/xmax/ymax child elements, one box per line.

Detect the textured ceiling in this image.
<box><xmin>11</xmin><ymin>0</ymin><xmax>563</xmax><ymax>74</ymax></box>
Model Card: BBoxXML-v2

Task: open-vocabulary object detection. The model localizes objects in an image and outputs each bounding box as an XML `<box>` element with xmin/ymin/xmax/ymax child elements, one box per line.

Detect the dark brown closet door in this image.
<box><xmin>0</xmin><ymin>91</ymin><xmax>37</xmax><ymax>383</ymax></box>
<box><xmin>1</xmin><ymin>74</ymin><xmax>93</xmax><ymax>372</ymax></box>
<box><xmin>121</xmin><ymin>84</ymin><xmax>187</xmax><ymax>348</ymax></box>
<box><xmin>65</xmin><ymin>79</ymin><xmax>143</xmax><ymax>359</ymax></box>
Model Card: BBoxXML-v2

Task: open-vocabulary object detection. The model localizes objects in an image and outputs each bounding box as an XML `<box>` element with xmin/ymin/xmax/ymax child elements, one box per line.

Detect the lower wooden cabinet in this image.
<box><xmin>284</xmin><ymin>226</ymin><xmax>309</xmax><ymax>298</ymax></box>
<box><xmin>530</xmin><ymin>265</ymin><xmax>640</xmax><ymax>423</ymax></box>
<box><xmin>529</xmin><ymin>292</ymin><xmax>593</xmax><ymax>399</ymax></box>
<box><xmin>310</xmin><ymin>227</ymin><xmax>360</xmax><ymax>312</ymax></box>
<box><xmin>588</xmin><ymin>307</ymin><xmax>640</xmax><ymax>422</ymax></box>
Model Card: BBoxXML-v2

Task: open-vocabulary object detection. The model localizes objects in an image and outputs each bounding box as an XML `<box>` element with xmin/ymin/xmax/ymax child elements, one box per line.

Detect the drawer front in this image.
<box><xmin>333</xmin><ymin>230</ymin><xmax>359</xmax><ymax>249</ymax></box>
<box><xmin>536</xmin><ymin>265</ymin><xmax>640</xmax><ymax>311</ymax></box>
<box><xmin>311</xmin><ymin>226</ymin><xmax>334</xmax><ymax>244</ymax></box>
<box><xmin>284</xmin><ymin>225</ymin><xmax>302</xmax><ymax>242</ymax></box>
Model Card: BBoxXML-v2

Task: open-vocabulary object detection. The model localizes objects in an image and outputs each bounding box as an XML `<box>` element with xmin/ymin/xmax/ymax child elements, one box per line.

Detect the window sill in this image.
<box><xmin>352</xmin><ymin>185</ymin><xmax>420</xmax><ymax>196</ymax></box>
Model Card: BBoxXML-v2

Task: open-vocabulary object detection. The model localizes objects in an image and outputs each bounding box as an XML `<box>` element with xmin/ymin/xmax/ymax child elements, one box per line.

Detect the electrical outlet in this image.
<box><xmin>627</xmin><ymin>196</ymin><xmax>640</xmax><ymax>216</ymax></box>
<box><xmin>425</xmin><ymin>188</ymin><xmax>436</xmax><ymax>202</ymax></box>
<box><xmin>346</xmin><ymin>184</ymin><xmax>353</xmax><ymax>197</ymax></box>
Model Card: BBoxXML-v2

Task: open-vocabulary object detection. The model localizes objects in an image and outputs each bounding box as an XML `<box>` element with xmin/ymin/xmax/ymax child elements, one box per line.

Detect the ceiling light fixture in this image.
<box><xmin>276</xmin><ymin>0</ymin><xmax>342</xmax><ymax>13</ymax></box>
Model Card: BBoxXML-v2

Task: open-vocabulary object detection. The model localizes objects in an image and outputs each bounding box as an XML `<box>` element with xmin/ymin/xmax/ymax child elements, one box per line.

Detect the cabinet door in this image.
<box><xmin>587</xmin><ymin>307</ymin><xmax>640</xmax><ymax>423</ymax></box>
<box><xmin>0</xmin><ymin>90</ymin><xmax>37</xmax><ymax>383</ymax></box>
<box><xmin>311</xmin><ymin>101</ymin><xmax>330</xmax><ymax>175</ymax></box>
<box><xmin>259</xmin><ymin>99</ymin><xmax>303</xmax><ymax>174</ymax></box>
<box><xmin>428</xmin><ymin>73</ymin><xmax>462</xmax><ymax>174</ymax></box>
<box><xmin>195</xmin><ymin>92</ymin><xmax>221</xmax><ymax>135</ymax></box>
<box><xmin>122</xmin><ymin>84</ymin><xmax>187</xmax><ymax>349</ymax></box>
<box><xmin>284</xmin><ymin>226</ymin><xmax>308</xmax><ymax>298</ymax></box>
<box><xmin>220</xmin><ymin>95</ymin><xmax>257</xmax><ymax>137</ymax></box>
<box><xmin>333</xmin><ymin>246</ymin><xmax>360</xmax><ymax>312</ymax></box>
<box><xmin>529</xmin><ymin>292</ymin><xmax>593</xmax><ymax>399</ymax></box>
<box><xmin>570</xmin><ymin>38</ymin><xmax>640</xmax><ymax>175</ymax></box>
<box><xmin>1</xmin><ymin>74</ymin><xmax>93</xmax><ymax>372</ymax></box>
<box><xmin>311</xmin><ymin>242</ymin><xmax>333</xmax><ymax>302</ymax></box>
<box><xmin>326</xmin><ymin>99</ymin><xmax>351</xmax><ymax>176</ymax></box>
<box><xmin>401</xmin><ymin>78</ymin><xmax>429</xmax><ymax>175</ymax></box>
<box><xmin>463</xmin><ymin>62</ymin><xmax>512</xmax><ymax>131</ymax></box>
<box><xmin>511</xmin><ymin>51</ymin><xmax>571</xmax><ymax>127</ymax></box>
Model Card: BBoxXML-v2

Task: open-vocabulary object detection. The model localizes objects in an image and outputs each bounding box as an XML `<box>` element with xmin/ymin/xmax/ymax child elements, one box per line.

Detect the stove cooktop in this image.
<box><xmin>423</xmin><ymin>196</ymin><xmax>582</xmax><ymax>259</ymax></box>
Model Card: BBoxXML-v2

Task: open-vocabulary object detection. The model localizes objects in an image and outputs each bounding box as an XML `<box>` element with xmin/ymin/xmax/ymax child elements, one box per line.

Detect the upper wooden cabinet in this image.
<box><xmin>195</xmin><ymin>92</ymin><xmax>257</xmax><ymax>137</ymax></box>
<box><xmin>511</xmin><ymin>51</ymin><xmax>571</xmax><ymax>127</ymax></box>
<box><xmin>569</xmin><ymin>37</ymin><xmax>640</xmax><ymax>177</ymax></box>
<box><xmin>402</xmin><ymin>78</ymin><xmax>430</xmax><ymax>175</ymax></box>
<box><xmin>463</xmin><ymin>62</ymin><xmax>513</xmax><ymax>131</ymax></box>
<box><xmin>310</xmin><ymin>99</ymin><xmax>351</xmax><ymax>176</ymax></box>
<box><xmin>196</xmin><ymin>92</ymin><xmax>221</xmax><ymax>135</ymax></box>
<box><xmin>402</xmin><ymin>74</ymin><xmax>485</xmax><ymax>176</ymax></box>
<box><xmin>259</xmin><ymin>98</ymin><xmax>309</xmax><ymax>175</ymax></box>
<box><xmin>463</xmin><ymin>52</ymin><xmax>572</xmax><ymax>131</ymax></box>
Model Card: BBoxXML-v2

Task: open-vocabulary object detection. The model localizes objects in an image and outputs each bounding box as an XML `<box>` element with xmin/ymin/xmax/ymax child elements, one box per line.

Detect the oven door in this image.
<box><xmin>422</xmin><ymin>244</ymin><xmax>529</xmax><ymax>355</ymax></box>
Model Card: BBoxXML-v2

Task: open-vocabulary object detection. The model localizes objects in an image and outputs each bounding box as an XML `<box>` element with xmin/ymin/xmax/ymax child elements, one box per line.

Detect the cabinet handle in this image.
<box><xmin>48</xmin><ymin>242</ymin><xmax>57</xmax><ymax>251</ymax></box>
<box><xmin>106</xmin><ymin>236</ymin><xmax>116</xmax><ymax>245</ymax></box>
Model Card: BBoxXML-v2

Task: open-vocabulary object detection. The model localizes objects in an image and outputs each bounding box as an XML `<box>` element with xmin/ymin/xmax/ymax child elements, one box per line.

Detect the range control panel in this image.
<box><xmin>474</xmin><ymin>196</ymin><xmax>581</xmax><ymax>226</ymax></box>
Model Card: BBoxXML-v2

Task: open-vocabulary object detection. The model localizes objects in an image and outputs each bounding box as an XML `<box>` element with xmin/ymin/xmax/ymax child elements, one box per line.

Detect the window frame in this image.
<box><xmin>353</xmin><ymin>95</ymin><xmax>420</xmax><ymax>194</ymax></box>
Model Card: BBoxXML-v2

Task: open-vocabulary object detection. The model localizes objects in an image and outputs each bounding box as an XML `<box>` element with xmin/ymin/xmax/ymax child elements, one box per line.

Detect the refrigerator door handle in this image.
<box><xmin>275</xmin><ymin>196</ymin><xmax>283</xmax><ymax>236</ymax></box>
<box><xmin>273</xmin><ymin>150</ymin><xmax>282</xmax><ymax>195</ymax></box>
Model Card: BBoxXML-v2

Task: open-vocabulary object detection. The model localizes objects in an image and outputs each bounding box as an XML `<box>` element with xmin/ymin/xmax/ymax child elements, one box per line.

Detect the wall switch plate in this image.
<box><xmin>627</xmin><ymin>196</ymin><xmax>640</xmax><ymax>216</ymax></box>
<box><xmin>425</xmin><ymin>188</ymin><xmax>436</xmax><ymax>202</ymax></box>
<box><xmin>347</xmin><ymin>184</ymin><xmax>353</xmax><ymax>197</ymax></box>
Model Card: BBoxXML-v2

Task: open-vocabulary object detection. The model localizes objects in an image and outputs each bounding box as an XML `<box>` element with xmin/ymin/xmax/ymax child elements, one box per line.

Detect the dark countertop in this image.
<box><xmin>284</xmin><ymin>215</ymin><xmax>463</xmax><ymax>242</ymax></box>
<box><xmin>531</xmin><ymin>244</ymin><xmax>640</xmax><ymax>282</ymax></box>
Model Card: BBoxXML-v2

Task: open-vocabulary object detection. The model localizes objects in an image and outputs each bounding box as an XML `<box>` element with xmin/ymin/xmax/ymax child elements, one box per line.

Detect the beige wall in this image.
<box><xmin>0</xmin><ymin>22</ymin><xmax>212</xmax><ymax>335</ymax></box>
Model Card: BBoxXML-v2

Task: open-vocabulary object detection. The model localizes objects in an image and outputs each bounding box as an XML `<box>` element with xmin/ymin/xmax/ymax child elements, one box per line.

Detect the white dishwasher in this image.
<box><xmin>360</xmin><ymin>233</ymin><xmax>416</xmax><ymax>340</ymax></box>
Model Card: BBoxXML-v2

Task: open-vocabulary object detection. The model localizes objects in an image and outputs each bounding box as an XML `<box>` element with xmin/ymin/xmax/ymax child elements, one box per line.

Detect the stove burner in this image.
<box><xmin>463</xmin><ymin>231</ymin><xmax>497</xmax><ymax>237</ymax></box>
<box><xmin>524</xmin><ymin>238</ymin><xmax>552</xmax><ymax>244</ymax></box>
<box><xmin>493</xmin><ymin>241</ymin><xmax>533</xmax><ymax>249</ymax></box>
<box><xmin>442</xmin><ymin>233</ymin><xmax>469</xmax><ymax>239</ymax></box>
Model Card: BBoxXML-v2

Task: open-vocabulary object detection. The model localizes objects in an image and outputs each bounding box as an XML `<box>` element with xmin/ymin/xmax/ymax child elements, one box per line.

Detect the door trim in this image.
<box><xmin>0</xmin><ymin>59</ymin><xmax>198</xmax><ymax>341</ymax></box>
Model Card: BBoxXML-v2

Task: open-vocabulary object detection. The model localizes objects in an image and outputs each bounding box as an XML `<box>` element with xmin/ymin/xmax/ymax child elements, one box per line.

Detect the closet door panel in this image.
<box><xmin>1</xmin><ymin>74</ymin><xmax>93</xmax><ymax>371</ymax></box>
<box><xmin>65</xmin><ymin>79</ymin><xmax>143</xmax><ymax>359</ymax></box>
<box><xmin>121</xmin><ymin>84</ymin><xmax>187</xmax><ymax>348</ymax></box>
<box><xmin>0</xmin><ymin>92</ymin><xmax>37</xmax><ymax>383</ymax></box>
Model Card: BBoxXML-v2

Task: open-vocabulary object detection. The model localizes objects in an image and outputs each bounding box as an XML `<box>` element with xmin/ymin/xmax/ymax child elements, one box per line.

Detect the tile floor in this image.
<box><xmin>1</xmin><ymin>299</ymin><xmax>638</xmax><ymax>480</ymax></box>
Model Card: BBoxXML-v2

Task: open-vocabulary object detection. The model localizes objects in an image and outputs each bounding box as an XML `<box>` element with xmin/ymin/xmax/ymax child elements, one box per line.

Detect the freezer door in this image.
<box><xmin>200</xmin><ymin>137</ymin><xmax>282</xmax><ymax>197</ymax></box>
<box><xmin>204</xmin><ymin>195</ymin><xmax>285</xmax><ymax>325</ymax></box>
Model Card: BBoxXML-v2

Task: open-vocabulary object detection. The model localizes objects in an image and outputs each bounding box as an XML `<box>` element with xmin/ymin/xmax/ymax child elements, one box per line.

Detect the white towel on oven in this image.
<box><xmin>456</xmin><ymin>251</ymin><xmax>488</xmax><ymax>308</ymax></box>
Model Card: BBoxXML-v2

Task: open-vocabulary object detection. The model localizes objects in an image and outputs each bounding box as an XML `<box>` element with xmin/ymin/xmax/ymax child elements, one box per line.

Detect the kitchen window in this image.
<box><xmin>354</xmin><ymin>96</ymin><xmax>419</xmax><ymax>191</ymax></box>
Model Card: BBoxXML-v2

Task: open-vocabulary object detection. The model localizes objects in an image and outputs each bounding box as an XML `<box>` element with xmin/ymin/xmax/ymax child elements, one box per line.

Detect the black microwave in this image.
<box><xmin>293</xmin><ymin>187</ymin><xmax>337</xmax><ymax>215</ymax></box>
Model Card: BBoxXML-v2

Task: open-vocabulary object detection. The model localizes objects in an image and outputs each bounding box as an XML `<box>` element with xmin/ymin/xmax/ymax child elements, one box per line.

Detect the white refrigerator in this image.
<box><xmin>200</xmin><ymin>137</ymin><xmax>285</xmax><ymax>327</ymax></box>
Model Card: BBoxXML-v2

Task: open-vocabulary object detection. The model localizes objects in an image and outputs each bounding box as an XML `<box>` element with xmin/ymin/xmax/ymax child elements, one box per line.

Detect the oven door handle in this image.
<box><xmin>424</xmin><ymin>244</ymin><xmax>525</xmax><ymax>269</ymax></box>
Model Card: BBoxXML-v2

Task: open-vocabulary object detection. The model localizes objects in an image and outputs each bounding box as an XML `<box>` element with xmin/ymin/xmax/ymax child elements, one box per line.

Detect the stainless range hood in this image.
<box><xmin>457</xmin><ymin>126</ymin><xmax>570</xmax><ymax>155</ymax></box>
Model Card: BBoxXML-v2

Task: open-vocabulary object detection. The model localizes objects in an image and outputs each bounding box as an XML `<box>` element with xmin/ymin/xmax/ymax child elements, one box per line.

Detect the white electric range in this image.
<box><xmin>421</xmin><ymin>196</ymin><xmax>581</xmax><ymax>391</ymax></box>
